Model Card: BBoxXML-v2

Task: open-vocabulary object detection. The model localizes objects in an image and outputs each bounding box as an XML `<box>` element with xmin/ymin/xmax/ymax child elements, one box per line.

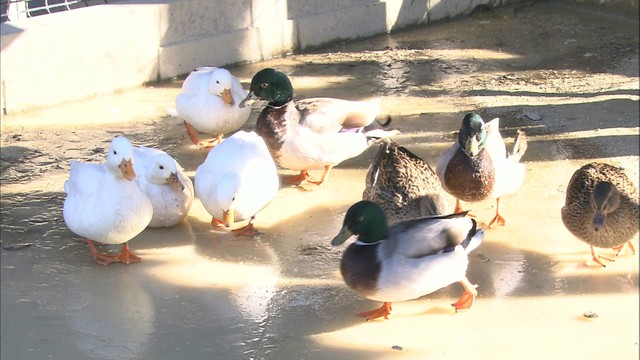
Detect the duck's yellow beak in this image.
<box><xmin>331</xmin><ymin>226</ymin><xmax>353</xmax><ymax>246</ymax></box>
<box><xmin>167</xmin><ymin>172</ymin><xmax>185</xmax><ymax>191</ymax></box>
<box><xmin>223</xmin><ymin>209</ymin><xmax>234</xmax><ymax>228</ymax></box>
<box><xmin>120</xmin><ymin>159</ymin><xmax>136</xmax><ymax>181</ymax></box>
<box><xmin>221</xmin><ymin>88</ymin><xmax>234</xmax><ymax>106</ymax></box>
<box><xmin>468</xmin><ymin>137</ymin><xmax>480</xmax><ymax>157</ymax></box>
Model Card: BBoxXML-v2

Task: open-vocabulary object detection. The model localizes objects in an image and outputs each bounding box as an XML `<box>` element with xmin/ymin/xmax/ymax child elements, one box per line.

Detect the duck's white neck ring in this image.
<box><xmin>354</xmin><ymin>240</ymin><xmax>382</xmax><ymax>246</ymax></box>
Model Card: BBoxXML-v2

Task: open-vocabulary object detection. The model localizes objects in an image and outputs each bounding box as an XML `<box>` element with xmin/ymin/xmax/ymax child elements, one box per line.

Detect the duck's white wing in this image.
<box><xmin>295</xmin><ymin>98</ymin><xmax>379</xmax><ymax>133</ymax></box>
<box><xmin>484</xmin><ymin>117</ymin><xmax>508</xmax><ymax>160</ymax></box>
<box><xmin>176</xmin><ymin>67</ymin><xmax>217</xmax><ymax>97</ymax></box>
<box><xmin>64</xmin><ymin>160</ymin><xmax>105</xmax><ymax>196</ymax></box>
<box><xmin>492</xmin><ymin>129</ymin><xmax>527</xmax><ymax>198</ymax></box>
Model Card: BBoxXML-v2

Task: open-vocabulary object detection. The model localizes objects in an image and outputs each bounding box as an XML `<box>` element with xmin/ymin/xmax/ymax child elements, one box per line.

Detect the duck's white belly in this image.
<box><xmin>63</xmin><ymin>180</ymin><xmax>153</xmax><ymax>245</ymax></box>
<box><xmin>370</xmin><ymin>247</ymin><xmax>469</xmax><ymax>302</ymax></box>
<box><xmin>176</xmin><ymin>93</ymin><xmax>250</xmax><ymax>135</ymax></box>
<box><xmin>277</xmin><ymin>127</ymin><xmax>368</xmax><ymax>170</ymax></box>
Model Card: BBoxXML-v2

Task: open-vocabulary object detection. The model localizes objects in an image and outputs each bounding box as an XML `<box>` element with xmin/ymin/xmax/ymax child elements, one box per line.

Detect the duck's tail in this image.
<box><xmin>509</xmin><ymin>129</ymin><xmax>527</xmax><ymax>163</ymax></box>
<box><xmin>363</xmin><ymin>115</ymin><xmax>401</xmax><ymax>145</ymax></box>
<box><xmin>365</xmin><ymin>138</ymin><xmax>394</xmax><ymax>190</ymax></box>
<box><xmin>461</xmin><ymin>219</ymin><xmax>484</xmax><ymax>254</ymax></box>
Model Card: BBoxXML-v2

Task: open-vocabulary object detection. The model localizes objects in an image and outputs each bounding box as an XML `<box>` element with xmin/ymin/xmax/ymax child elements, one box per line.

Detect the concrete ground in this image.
<box><xmin>1</xmin><ymin>2</ymin><xmax>638</xmax><ymax>359</ymax></box>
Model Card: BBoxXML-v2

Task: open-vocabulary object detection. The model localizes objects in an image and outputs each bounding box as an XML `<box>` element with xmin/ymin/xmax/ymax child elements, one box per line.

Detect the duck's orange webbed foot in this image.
<box><xmin>87</xmin><ymin>239</ymin><xmax>120</xmax><ymax>266</ymax></box>
<box><xmin>115</xmin><ymin>243</ymin><xmax>142</xmax><ymax>264</ymax></box>
<box><xmin>357</xmin><ymin>302</ymin><xmax>393</xmax><ymax>321</ymax></box>
<box><xmin>590</xmin><ymin>246</ymin><xmax>615</xmax><ymax>267</ymax></box>
<box><xmin>454</xmin><ymin>199</ymin><xmax>475</xmax><ymax>218</ymax></box>
<box><xmin>613</xmin><ymin>241</ymin><xmax>636</xmax><ymax>256</ymax></box>
<box><xmin>299</xmin><ymin>165</ymin><xmax>333</xmax><ymax>191</ymax></box>
<box><xmin>211</xmin><ymin>218</ymin><xmax>226</xmax><ymax>228</ymax></box>
<box><xmin>452</xmin><ymin>277</ymin><xmax>478</xmax><ymax>312</ymax></box>
<box><xmin>281</xmin><ymin>170</ymin><xmax>310</xmax><ymax>186</ymax></box>
<box><xmin>199</xmin><ymin>134</ymin><xmax>224</xmax><ymax>149</ymax></box>
<box><xmin>183</xmin><ymin>121</ymin><xmax>202</xmax><ymax>146</ymax></box>
<box><xmin>486</xmin><ymin>213</ymin><xmax>506</xmax><ymax>229</ymax></box>
<box><xmin>232</xmin><ymin>220</ymin><xmax>257</xmax><ymax>237</ymax></box>
<box><xmin>486</xmin><ymin>197</ymin><xmax>506</xmax><ymax>228</ymax></box>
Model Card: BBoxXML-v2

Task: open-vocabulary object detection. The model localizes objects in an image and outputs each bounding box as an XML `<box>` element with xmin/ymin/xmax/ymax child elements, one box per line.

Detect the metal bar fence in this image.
<box><xmin>1</xmin><ymin>0</ymin><xmax>113</xmax><ymax>22</ymax></box>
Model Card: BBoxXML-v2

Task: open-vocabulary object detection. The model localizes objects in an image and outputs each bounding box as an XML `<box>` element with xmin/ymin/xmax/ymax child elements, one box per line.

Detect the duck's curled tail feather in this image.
<box><xmin>461</xmin><ymin>218</ymin><xmax>484</xmax><ymax>254</ymax></box>
<box><xmin>364</xmin><ymin>115</ymin><xmax>401</xmax><ymax>145</ymax></box>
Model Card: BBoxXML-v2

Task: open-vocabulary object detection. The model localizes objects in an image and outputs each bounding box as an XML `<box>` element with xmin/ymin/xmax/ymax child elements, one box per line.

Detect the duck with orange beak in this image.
<box><xmin>63</xmin><ymin>136</ymin><xmax>153</xmax><ymax>265</ymax></box>
<box><xmin>175</xmin><ymin>67</ymin><xmax>251</xmax><ymax>148</ymax></box>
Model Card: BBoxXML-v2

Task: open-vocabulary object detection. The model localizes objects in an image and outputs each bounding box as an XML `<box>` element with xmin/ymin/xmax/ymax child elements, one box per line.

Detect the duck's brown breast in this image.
<box><xmin>444</xmin><ymin>148</ymin><xmax>495</xmax><ymax>202</ymax></box>
<box><xmin>255</xmin><ymin>106</ymin><xmax>289</xmax><ymax>160</ymax></box>
<box><xmin>341</xmin><ymin>243</ymin><xmax>381</xmax><ymax>297</ymax></box>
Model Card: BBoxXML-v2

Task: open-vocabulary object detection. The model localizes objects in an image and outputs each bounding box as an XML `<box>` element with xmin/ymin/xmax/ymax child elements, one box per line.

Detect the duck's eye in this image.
<box><xmin>259</xmin><ymin>83</ymin><xmax>269</xmax><ymax>89</ymax></box>
<box><xmin>113</xmin><ymin>150</ymin><xmax>117</xmax><ymax>155</ymax></box>
<box><xmin>216</xmin><ymin>80</ymin><xmax>220</xmax><ymax>84</ymax></box>
<box><xmin>356</xmin><ymin>216</ymin><xmax>364</xmax><ymax>224</ymax></box>
<box><xmin>159</xmin><ymin>165</ymin><xmax>164</xmax><ymax>170</ymax></box>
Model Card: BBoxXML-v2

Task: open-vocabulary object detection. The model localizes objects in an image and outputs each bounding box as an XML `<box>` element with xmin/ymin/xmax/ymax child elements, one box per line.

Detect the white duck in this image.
<box><xmin>63</xmin><ymin>136</ymin><xmax>153</xmax><ymax>265</ymax></box>
<box><xmin>133</xmin><ymin>146</ymin><xmax>194</xmax><ymax>228</ymax></box>
<box><xmin>195</xmin><ymin>130</ymin><xmax>279</xmax><ymax>236</ymax></box>
<box><xmin>175</xmin><ymin>67</ymin><xmax>251</xmax><ymax>147</ymax></box>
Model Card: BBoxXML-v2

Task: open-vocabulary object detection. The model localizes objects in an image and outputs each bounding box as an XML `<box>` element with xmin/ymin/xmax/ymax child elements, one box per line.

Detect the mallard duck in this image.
<box><xmin>561</xmin><ymin>162</ymin><xmax>639</xmax><ymax>267</ymax></box>
<box><xmin>331</xmin><ymin>200</ymin><xmax>484</xmax><ymax>321</ymax></box>
<box><xmin>133</xmin><ymin>146</ymin><xmax>194</xmax><ymax>227</ymax></box>
<box><xmin>175</xmin><ymin>67</ymin><xmax>251</xmax><ymax>147</ymax></box>
<box><xmin>194</xmin><ymin>130</ymin><xmax>279</xmax><ymax>236</ymax></box>
<box><xmin>363</xmin><ymin>138</ymin><xmax>450</xmax><ymax>223</ymax></box>
<box><xmin>63</xmin><ymin>136</ymin><xmax>153</xmax><ymax>265</ymax></box>
<box><xmin>436</xmin><ymin>113</ymin><xmax>527</xmax><ymax>228</ymax></box>
<box><xmin>239</xmin><ymin>67</ymin><xmax>397</xmax><ymax>190</ymax></box>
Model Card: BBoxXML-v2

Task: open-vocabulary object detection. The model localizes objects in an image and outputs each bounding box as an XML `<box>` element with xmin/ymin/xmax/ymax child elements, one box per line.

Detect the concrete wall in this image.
<box><xmin>0</xmin><ymin>0</ymin><xmax>635</xmax><ymax>114</ymax></box>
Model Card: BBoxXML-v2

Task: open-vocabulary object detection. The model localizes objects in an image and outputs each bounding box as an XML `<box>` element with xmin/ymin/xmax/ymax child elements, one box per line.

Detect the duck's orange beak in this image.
<box><xmin>167</xmin><ymin>172</ymin><xmax>185</xmax><ymax>191</ymax></box>
<box><xmin>221</xmin><ymin>88</ymin><xmax>234</xmax><ymax>106</ymax></box>
<box><xmin>222</xmin><ymin>209</ymin><xmax>234</xmax><ymax>227</ymax></box>
<box><xmin>120</xmin><ymin>159</ymin><xmax>136</xmax><ymax>181</ymax></box>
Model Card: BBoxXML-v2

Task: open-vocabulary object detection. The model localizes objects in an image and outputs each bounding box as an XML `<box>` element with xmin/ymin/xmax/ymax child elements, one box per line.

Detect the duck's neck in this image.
<box><xmin>267</xmin><ymin>96</ymin><xmax>292</xmax><ymax>108</ymax></box>
<box><xmin>356</xmin><ymin>226</ymin><xmax>389</xmax><ymax>244</ymax></box>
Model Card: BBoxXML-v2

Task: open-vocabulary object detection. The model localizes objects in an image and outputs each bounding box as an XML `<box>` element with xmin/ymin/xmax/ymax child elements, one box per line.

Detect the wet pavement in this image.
<box><xmin>1</xmin><ymin>2</ymin><xmax>639</xmax><ymax>359</ymax></box>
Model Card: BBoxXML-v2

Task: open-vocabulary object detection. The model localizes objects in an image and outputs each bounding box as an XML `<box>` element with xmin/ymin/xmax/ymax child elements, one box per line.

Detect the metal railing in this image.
<box><xmin>1</xmin><ymin>0</ymin><xmax>112</xmax><ymax>22</ymax></box>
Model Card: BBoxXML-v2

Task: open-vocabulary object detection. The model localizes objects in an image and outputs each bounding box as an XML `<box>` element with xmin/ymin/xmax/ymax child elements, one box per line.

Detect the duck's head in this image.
<box><xmin>107</xmin><ymin>136</ymin><xmax>136</xmax><ymax>181</ymax></box>
<box><xmin>590</xmin><ymin>181</ymin><xmax>621</xmax><ymax>231</ymax></box>
<box><xmin>215</xmin><ymin>172</ymin><xmax>242</xmax><ymax>227</ymax></box>
<box><xmin>208</xmin><ymin>68</ymin><xmax>235</xmax><ymax>106</ymax></box>
<box><xmin>458</xmin><ymin>113</ymin><xmax>487</xmax><ymax>158</ymax></box>
<box><xmin>331</xmin><ymin>200</ymin><xmax>389</xmax><ymax>246</ymax></box>
<box><xmin>147</xmin><ymin>153</ymin><xmax>185</xmax><ymax>191</ymax></box>
<box><xmin>240</xmin><ymin>68</ymin><xmax>293</xmax><ymax>108</ymax></box>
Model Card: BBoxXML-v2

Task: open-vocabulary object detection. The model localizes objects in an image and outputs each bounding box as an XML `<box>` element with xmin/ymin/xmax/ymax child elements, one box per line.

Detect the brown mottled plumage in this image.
<box><xmin>363</xmin><ymin>139</ymin><xmax>449</xmax><ymax>224</ymax></box>
<box><xmin>561</xmin><ymin>162</ymin><xmax>639</xmax><ymax>266</ymax></box>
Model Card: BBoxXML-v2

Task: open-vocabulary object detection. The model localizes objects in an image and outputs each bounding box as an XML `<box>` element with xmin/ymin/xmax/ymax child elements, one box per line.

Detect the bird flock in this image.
<box><xmin>62</xmin><ymin>66</ymin><xmax>639</xmax><ymax>321</ymax></box>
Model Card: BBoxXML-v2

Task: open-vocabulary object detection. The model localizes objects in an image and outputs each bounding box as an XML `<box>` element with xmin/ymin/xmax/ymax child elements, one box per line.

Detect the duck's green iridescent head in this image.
<box><xmin>247</xmin><ymin>68</ymin><xmax>294</xmax><ymax>107</ymax></box>
<box><xmin>331</xmin><ymin>200</ymin><xmax>389</xmax><ymax>246</ymax></box>
<box><xmin>458</xmin><ymin>113</ymin><xmax>487</xmax><ymax>157</ymax></box>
